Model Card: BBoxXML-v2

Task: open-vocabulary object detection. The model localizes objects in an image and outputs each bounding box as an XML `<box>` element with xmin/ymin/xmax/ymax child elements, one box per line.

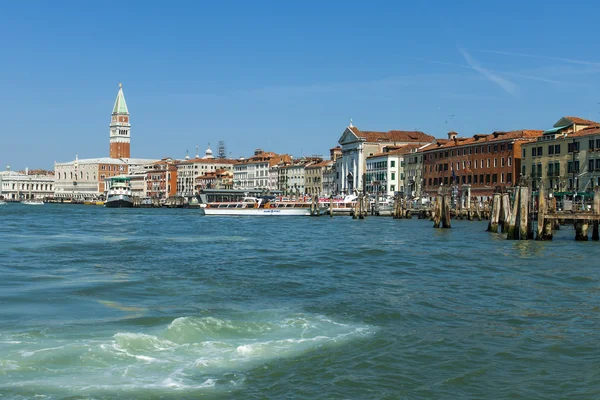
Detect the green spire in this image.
<box><xmin>112</xmin><ymin>83</ymin><xmax>129</xmax><ymax>114</ymax></box>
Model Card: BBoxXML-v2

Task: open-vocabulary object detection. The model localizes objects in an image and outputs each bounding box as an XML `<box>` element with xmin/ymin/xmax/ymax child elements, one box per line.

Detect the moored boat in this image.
<box><xmin>203</xmin><ymin>196</ymin><xmax>325</xmax><ymax>216</ymax></box>
<box><xmin>104</xmin><ymin>177</ymin><xmax>134</xmax><ymax>208</ymax></box>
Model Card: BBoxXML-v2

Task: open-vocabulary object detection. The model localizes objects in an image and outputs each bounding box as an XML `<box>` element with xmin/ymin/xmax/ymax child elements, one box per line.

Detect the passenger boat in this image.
<box><xmin>21</xmin><ymin>199</ymin><xmax>44</xmax><ymax>205</ymax></box>
<box><xmin>320</xmin><ymin>194</ymin><xmax>358</xmax><ymax>216</ymax></box>
<box><xmin>203</xmin><ymin>196</ymin><xmax>325</xmax><ymax>216</ymax></box>
<box><xmin>104</xmin><ymin>177</ymin><xmax>134</xmax><ymax>208</ymax></box>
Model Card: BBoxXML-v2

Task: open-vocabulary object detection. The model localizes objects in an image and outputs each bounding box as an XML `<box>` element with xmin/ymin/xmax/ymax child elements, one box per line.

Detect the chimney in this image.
<box><xmin>447</xmin><ymin>131</ymin><xmax>457</xmax><ymax>140</ymax></box>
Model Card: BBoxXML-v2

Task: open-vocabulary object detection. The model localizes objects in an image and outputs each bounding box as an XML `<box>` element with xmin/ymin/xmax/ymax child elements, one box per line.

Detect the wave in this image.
<box><xmin>0</xmin><ymin>312</ymin><xmax>375</xmax><ymax>396</ymax></box>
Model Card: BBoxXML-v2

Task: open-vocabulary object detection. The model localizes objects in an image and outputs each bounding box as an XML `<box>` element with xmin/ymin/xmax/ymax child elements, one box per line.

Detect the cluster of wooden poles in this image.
<box><xmin>487</xmin><ymin>184</ymin><xmax>600</xmax><ymax>241</ymax></box>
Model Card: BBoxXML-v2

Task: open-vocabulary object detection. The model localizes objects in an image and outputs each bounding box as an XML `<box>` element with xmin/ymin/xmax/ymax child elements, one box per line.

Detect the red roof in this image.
<box><xmin>349</xmin><ymin>126</ymin><xmax>434</xmax><ymax>143</ymax></box>
<box><xmin>423</xmin><ymin>130</ymin><xmax>543</xmax><ymax>151</ymax></box>
<box><xmin>564</xmin><ymin>116</ymin><xmax>599</xmax><ymax>125</ymax></box>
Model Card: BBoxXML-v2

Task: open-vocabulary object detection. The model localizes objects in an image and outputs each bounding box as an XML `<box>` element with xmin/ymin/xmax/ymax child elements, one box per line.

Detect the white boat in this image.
<box><xmin>21</xmin><ymin>199</ymin><xmax>44</xmax><ymax>206</ymax></box>
<box><xmin>319</xmin><ymin>194</ymin><xmax>358</xmax><ymax>216</ymax></box>
<box><xmin>0</xmin><ymin>200</ymin><xmax>6</xmax><ymax>205</ymax></box>
<box><xmin>21</xmin><ymin>182</ymin><xmax>44</xmax><ymax>205</ymax></box>
<box><xmin>104</xmin><ymin>177</ymin><xmax>134</xmax><ymax>208</ymax></box>
<box><xmin>203</xmin><ymin>196</ymin><xmax>325</xmax><ymax>216</ymax></box>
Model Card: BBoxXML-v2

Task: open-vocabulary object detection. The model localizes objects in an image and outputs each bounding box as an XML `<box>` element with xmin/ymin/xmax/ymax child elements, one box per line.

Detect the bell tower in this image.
<box><xmin>109</xmin><ymin>83</ymin><xmax>131</xmax><ymax>158</ymax></box>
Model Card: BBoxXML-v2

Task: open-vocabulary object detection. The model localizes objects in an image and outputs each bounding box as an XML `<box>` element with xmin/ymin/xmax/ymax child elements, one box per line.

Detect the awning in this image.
<box><xmin>553</xmin><ymin>191</ymin><xmax>594</xmax><ymax>197</ymax></box>
<box><xmin>543</xmin><ymin>125</ymin><xmax>569</xmax><ymax>134</ymax></box>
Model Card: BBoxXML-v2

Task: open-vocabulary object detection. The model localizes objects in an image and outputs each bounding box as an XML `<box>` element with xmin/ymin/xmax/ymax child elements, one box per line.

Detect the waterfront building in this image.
<box><xmin>176</xmin><ymin>146</ymin><xmax>237</xmax><ymax>196</ymax></box>
<box><xmin>366</xmin><ymin>144</ymin><xmax>422</xmax><ymax>197</ymax></box>
<box><xmin>280</xmin><ymin>157</ymin><xmax>321</xmax><ymax>196</ymax></box>
<box><xmin>54</xmin><ymin>84</ymin><xmax>156</xmax><ymax>200</ymax></box>
<box><xmin>305</xmin><ymin>160</ymin><xmax>334</xmax><ymax>196</ymax></box>
<box><xmin>403</xmin><ymin>143</ymin><xmax>436</xmax><ymax>199</ymax></box>
<box><xmin>0</xmin><ymin>167</ymin><xmax>54</xmax><ymax>200</ymax></box>
<box><xmin>422</xmin><ymin>130</ymin><xmax>542</xmax><ymax>202</ymax></box>
<box><xmin>195</xmin><ymin>169</ymin><xmax>233</xmax><ymax>191</ymax></box>
<box><xmin>521</xmin><ymin>116</ymin><xmax>600</xmax><ymax>196</ymax></box>
<box><xmin>146</xmin><ymin>158</ymin><xmax>178</xmax><ymax>198</ymax></box>
<box><xmin>232</xmin><ymin>150</ymin><xmax>291</xmax><ymax>192</ymax></box>
<box><xmin>337</xmin><ymin>121</ymin><xmax>435</xmax><ymax>194</ymax></box>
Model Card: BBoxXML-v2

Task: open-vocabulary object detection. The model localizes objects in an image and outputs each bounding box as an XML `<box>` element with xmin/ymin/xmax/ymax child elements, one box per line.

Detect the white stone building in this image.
<box><xmin>0</xmin><ymin>167</ymin><xmax>54</xmax><ymax>201</ymax></box>
<box><xmin>233</xmin><ymin>150</ymin><xmax>291</xmax><ymax>192</ymax></box>
<box><xmin>337</xmin><ymin>122</ymin><xmax>435</xmax><ymax>194</ymax></box>
<box><xmin>176</xmin><ymin>147</ymin><xmax>237</xmax><ymax>196</ymax></box>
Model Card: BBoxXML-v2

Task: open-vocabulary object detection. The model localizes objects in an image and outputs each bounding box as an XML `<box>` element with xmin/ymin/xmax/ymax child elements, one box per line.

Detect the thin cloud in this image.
<box><xmin>473</xmin><ymin>49</ymin><xmax>600</xmax><ymax>66</ymax></box>
<box><xmin>459</xmin><ymin>48</ymin><xmax>520</xmax><ymax>97</ymax></box>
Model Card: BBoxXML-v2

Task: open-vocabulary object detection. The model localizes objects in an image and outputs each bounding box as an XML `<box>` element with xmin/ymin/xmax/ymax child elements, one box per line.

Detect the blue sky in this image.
<box><xmin>2</xmin><ymin>0</ymin><xmax>600</xmax><ymax>170</ymax></box>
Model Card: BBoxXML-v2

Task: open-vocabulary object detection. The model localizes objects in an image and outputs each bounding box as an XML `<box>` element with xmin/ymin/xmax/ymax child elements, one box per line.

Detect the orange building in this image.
<box><xmin>422</xmin><ymin>130</ymin><xmax>542</xmax><ymax>201</ymax></box>
<box><xmin>146</xmin><ymin>158</ymin><xmax>178</xmax><ymax>198</ymax></box>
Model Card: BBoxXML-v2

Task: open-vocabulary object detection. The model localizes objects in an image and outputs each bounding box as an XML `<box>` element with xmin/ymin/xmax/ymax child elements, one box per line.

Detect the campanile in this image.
<box><xmin>109</xmin><ymin>83</ymin><xmax>131</xmax><ymax>158</ymax></box>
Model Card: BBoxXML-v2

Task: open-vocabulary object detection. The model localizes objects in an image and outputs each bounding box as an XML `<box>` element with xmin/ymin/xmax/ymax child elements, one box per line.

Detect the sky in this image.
<box><xmin>2</xmin><ymin>0</ymin><xmax>600</xmax><ymax>171</ymax></box>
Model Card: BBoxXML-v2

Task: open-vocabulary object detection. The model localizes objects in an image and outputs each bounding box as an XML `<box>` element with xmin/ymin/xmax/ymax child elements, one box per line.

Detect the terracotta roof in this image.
<box><xmin>564</xmin><ymin>116</ymin><xmax>599</xmax><ymax>125</ymax></box>
<box><xmin>305</xmin><ymin>160</ymin><xmax>334</xmax><ymax>168</ymax></box>
<box><xmin>349</xmin><ymin>126</ymin><xmax>434</xmax><ymax>143</ymax></box>
<box><xmin>177</xmin><ymin>157</ymin><xmax>238</xmax><ymax>165</ymax></box>
<box><xmin>570</xmin><ymin>126</ymin><xmax>600</xmax><ymax>138</ymax></box>
<box><xmin>367</xmin><ymin>144</ymin><xmax>423</xmax><ymax>158</ymax></box>
<box><xmin>423</xmin><ymin>130</ymin><xmax>543</xmax><ymax>151</ymax></box>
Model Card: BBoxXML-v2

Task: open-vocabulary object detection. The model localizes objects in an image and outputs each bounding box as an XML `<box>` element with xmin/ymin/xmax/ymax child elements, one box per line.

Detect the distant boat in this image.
<box><xmin>0</xmin><ymin>200</ymin><xmax>6</xmax><ymax>206</ymax></box>
<box><xmin>104</xmin><ymin>177</ymin><xmax>134</xmax><ymax>208</ymax></box>
<box><xmin>21</xmin><ymin>181</ymin><xmax>44</xmax><ymax>205</ymax></box>
<box><xmin>203</xmin><ymin>196</ymin><xmax>325</xmax><ymax>216</ymax></box>
<box><xmin>21</xmin><ymin>199</ymin><xmax>44</xmax><ymax>206</ymax></box>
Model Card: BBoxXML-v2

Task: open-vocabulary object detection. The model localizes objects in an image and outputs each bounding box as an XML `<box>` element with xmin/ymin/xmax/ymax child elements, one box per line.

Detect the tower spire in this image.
<box><xmin>109</xmin><ymin>83</ymin><xmax>131</xmax><ymax>158</ymax></box>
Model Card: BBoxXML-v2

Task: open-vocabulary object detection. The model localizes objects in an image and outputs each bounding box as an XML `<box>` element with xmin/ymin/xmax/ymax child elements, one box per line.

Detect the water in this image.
<box><xmin>1</xmin><ymin>204</ymin><xmax>599</xmax><ymax>399</ymax></box>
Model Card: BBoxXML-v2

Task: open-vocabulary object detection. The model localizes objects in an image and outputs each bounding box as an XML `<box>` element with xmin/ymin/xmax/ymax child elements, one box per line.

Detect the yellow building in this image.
<box><xmin>521</xmin><ymin>116</ymin><xmax>600</xmax><ymax>198</ymax></box>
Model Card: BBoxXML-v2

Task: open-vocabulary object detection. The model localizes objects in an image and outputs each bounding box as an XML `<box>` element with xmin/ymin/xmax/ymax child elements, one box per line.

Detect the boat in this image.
<box><xmin>320</xmin><ymin>194</ymin><xmax>358</xmax><ymax>216</ymax></box>
<box><xmin>0</xmin><ymin>199</ymin><xmax>6</xmax><ymax>205</ymax></box>
<box><xmin>203</xmin><ymin>196</ymin><xmax>325</xmax><ymax>216</ymax></box>
<box><xmin>21</xmin><ymin>199</ymin><xmax>44</xmax><ymax>205</ymax></box>
<box><xmin>104</xmin><ymin>177</ymin><xmax>134</xmax><ymax>208</ymax></box>
<box><xmin>21</xmin><ymin>181</ymin><xmax>44</xmax><ymax>205</ymax></box>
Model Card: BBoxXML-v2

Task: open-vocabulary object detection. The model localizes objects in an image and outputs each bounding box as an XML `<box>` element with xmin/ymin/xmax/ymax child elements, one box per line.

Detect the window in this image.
<box><xmin>596</xmin><ymin>159</ymin><xmax>600</xmax><ymax>170</ymax></box>
<box><xmin>391</xmin><ymin>172</ymin><xmax>395</xmax><ymax>180</ymax></box>
<box><xmin>548</xmin><ymin>163</ymin><xmax>554</xmax><ymax>177</ymax></box>
<box><xmin>487</xmin><ymin>159</ymin><xmax>490</xmax><ymax>168</ymax></box>
<box><xmin>532</xmin><ymin>147</ymin><xmax>537</xmax><ymax>157</ymax></box>
<box><xmin>493</xmin><ymin>144</ymin><xmax>498</xmax><ymax>152</ymax></box>
<box><xmin>555</xmin><ymin>144</ymin><xmax>561</xmax><ymax>154</ymax></box>
<box><xmin>589</xmin><ymin>159</ymin><xmax>595</xmax><ymax>172</ymax></box>
<box><xmin>494</xmin><ymin>158</ymin><xmax>497</xmax><ymax>167</ymax></box>
<box><xmin>501</xmin><ymin>173</ymin><xmax>504</xmax><ymax>183</ymax></box>
<box><xmin>507</xmin><ymin>173</ymin><xmax>512</xmax><ymax>183</ymax></box>
<box><xmin>521</xmin><ymin>166</ymin><xmax>526</xmax><ymax>176</ymax></box>
<box><xmin>508</xmin><ymin>157</ymin><xmax>512</xmax><ymax>166</ymax></box>
<box><xmin>537</xmin><ymin>146</ymin><xmax>542</xmax><ymax>156</ymax></box>
<box><xmin>532</xmin><ymin>164</ymin><xmax>537</xmax><ymax>177</ymax></box>
<box><xmin>391</xmin><ymin>160</ymin><xmax>395</xmax><ymax>167</ymax></box>
<box><xmin>390</xmin><ymin>185</ymin><xmax>395</xmax><ymax>192</ymax></box>
<box><xmin>568</xmin><ymin>142</ymin><xmax>580</xmax><ymax>153</ymax></box>
<box><xmin>475</xmin><ymin>147</ymin><xmax>479</xmax><ymax>154</ymax></box>
<box><xmin>590</xmin><ymin>140</ymin><xmax>595</xmax><ymax>151</ymax></box>
<box><xmin>548</xmin><ymin>145</ymin><xmax>554</xmax><ymax>155</ymax></box>
<box><xmin>522</xmin><ymin>149</ymin><xmax>526</xmax><ymax>158</ymax></box>
<box><xmin>537</xmin><ymin>163</ymin><xmax>542</xmax><ymax>178</ymax></box>
<box><xmin>474</xmin><ymin>175</ymin><xmax>478</xmax><ymax>184</ymax></box>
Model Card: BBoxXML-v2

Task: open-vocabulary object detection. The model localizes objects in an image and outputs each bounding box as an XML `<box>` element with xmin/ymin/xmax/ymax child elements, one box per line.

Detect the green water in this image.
<box><xmin>0</xmin><ymin>204</ymin><xmax>599</xmax><ymax>399</ymax></box>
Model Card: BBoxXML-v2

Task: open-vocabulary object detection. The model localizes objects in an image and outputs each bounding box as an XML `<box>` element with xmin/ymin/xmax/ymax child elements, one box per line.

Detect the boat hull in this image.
<box><xmin>104</xmin><ymin>195</ymin><xmax>134</xmax><ymax>208</ymax></box>
<box><xmin>203</xmin><ymin>207</ymin><xmax>325</xmax><ymax>216</ymax></box>
<box><xmin>21</xmin><ymin>201</ymin><xmax>44</xmax><ymax>206</ymax></box>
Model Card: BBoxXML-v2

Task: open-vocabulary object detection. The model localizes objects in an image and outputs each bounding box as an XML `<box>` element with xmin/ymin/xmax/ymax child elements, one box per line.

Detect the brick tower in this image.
<box><xmin>109</xmin><ymin>83</ymin><xmax>131</xmax><ymax>158</ymax></box>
